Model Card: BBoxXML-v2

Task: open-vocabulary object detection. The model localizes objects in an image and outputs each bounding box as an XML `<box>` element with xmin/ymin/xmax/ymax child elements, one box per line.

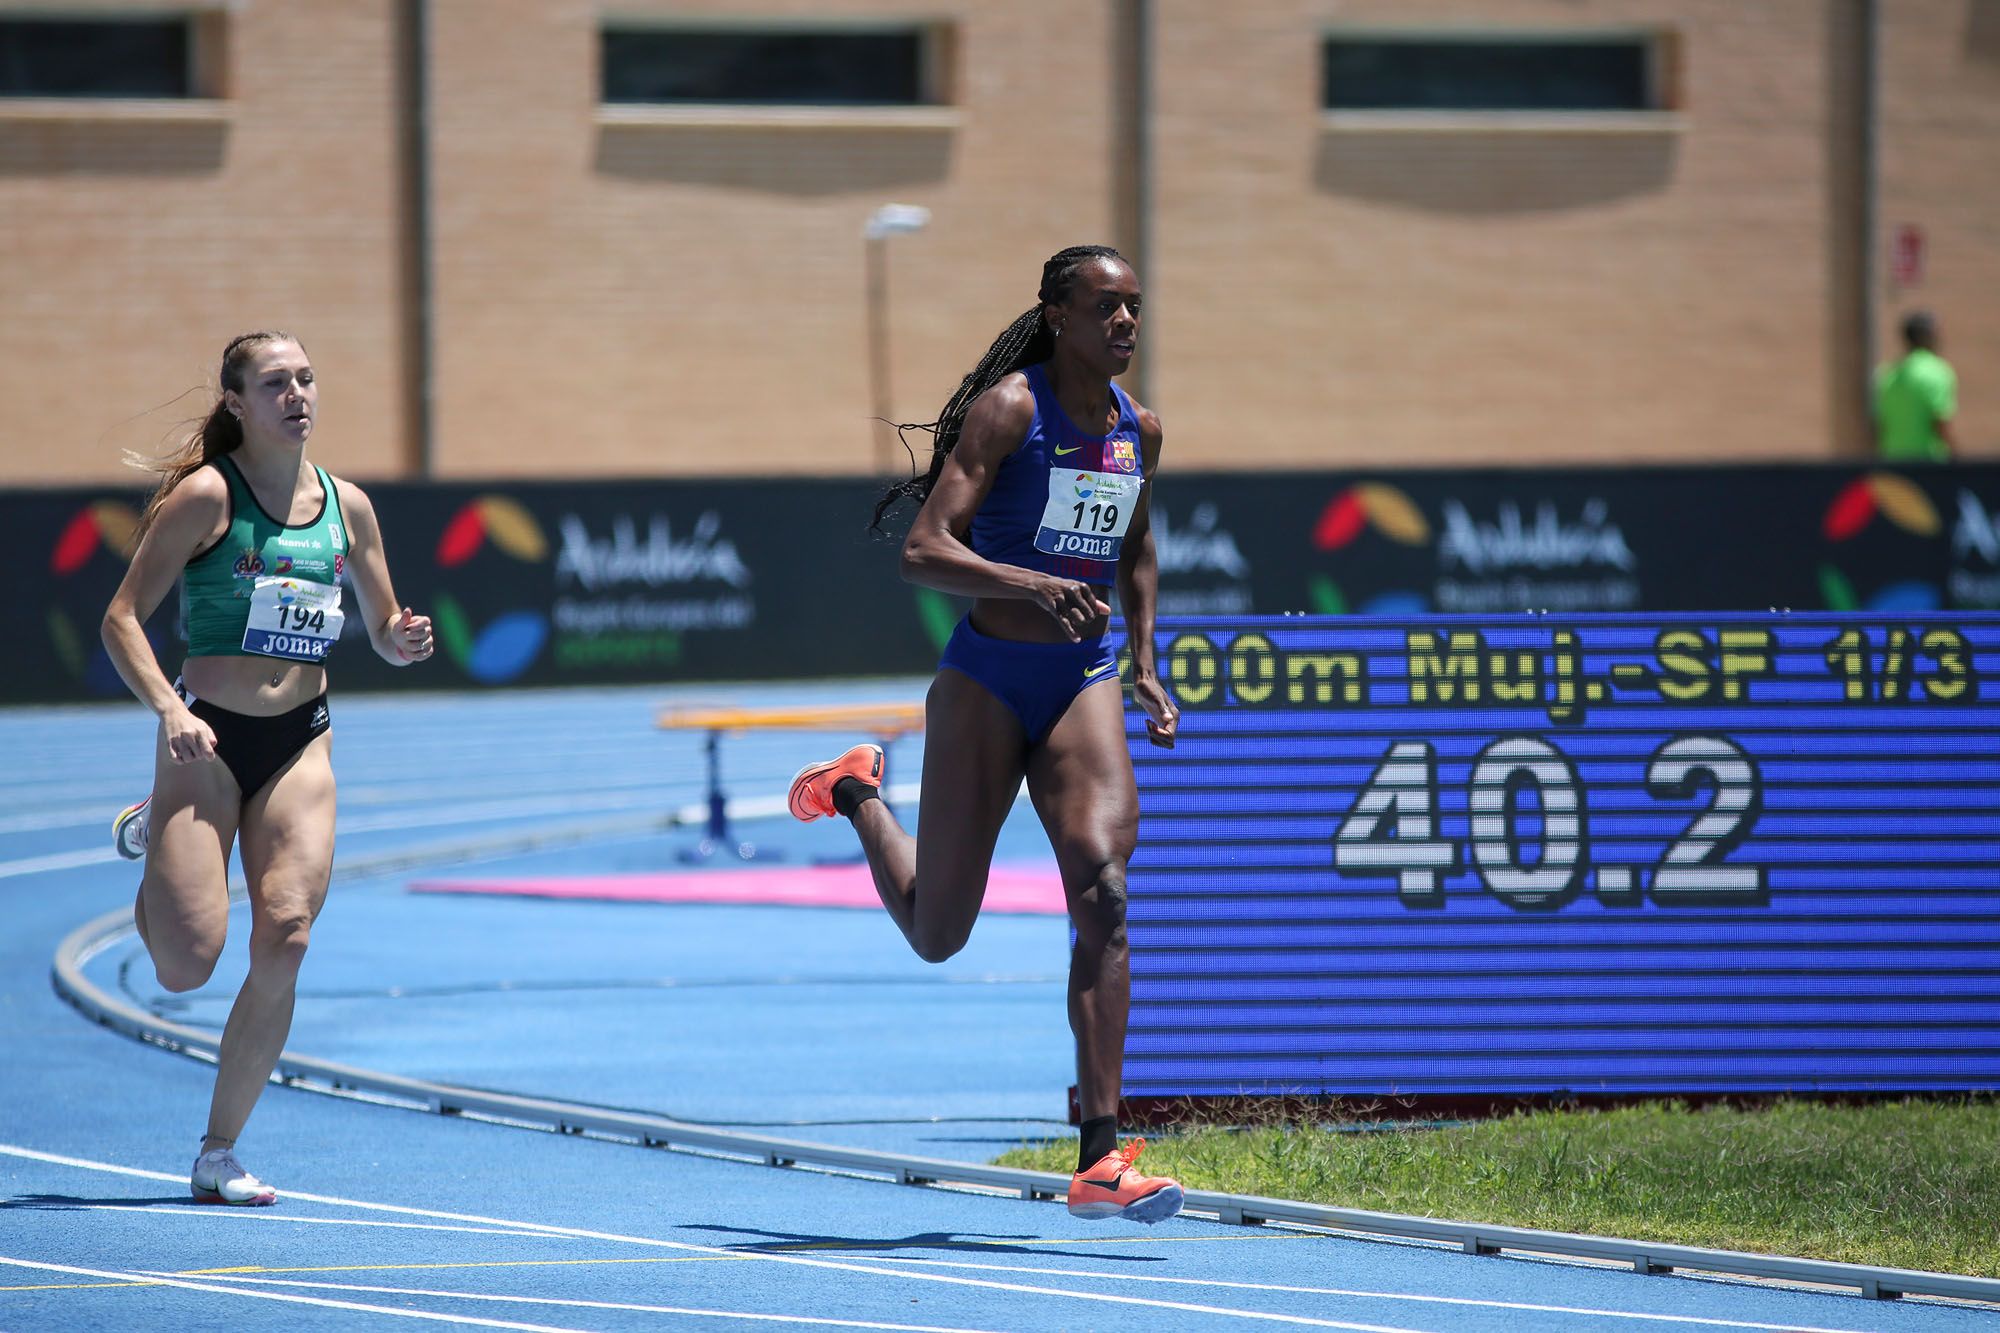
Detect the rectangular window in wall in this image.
<box><xmin>1323</xmin><ymin>34</ymin><xmax>1666</xmax><ymax>112</ymax></box>
<box><xmin>0</xmin><ymin>16</ymin><xmax>203</xmax><ymax>99</ymax></box>
<box><xmin>601</xmin><ymin>26</ymin><xmax>942</xmax><ymax>106</ymax></box>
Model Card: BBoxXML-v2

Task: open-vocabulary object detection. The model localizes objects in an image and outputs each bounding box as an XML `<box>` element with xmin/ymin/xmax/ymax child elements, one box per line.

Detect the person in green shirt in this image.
<box><xmin>1874</xmin><ymin>310</ymin><xmax>1958</xmax><ymax>462</ymax></box>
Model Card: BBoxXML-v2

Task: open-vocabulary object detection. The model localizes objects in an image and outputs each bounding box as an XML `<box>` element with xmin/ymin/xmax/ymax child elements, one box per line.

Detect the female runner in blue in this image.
<box><xmin>790</xmin><ymin>245</ymin><xmax>1184</xmax><ymax>1223</ymax></box>
<box><xmin>101</xmin><ymin>331</ymin><xmax>433</xmax><ymax>1205</ymax></box>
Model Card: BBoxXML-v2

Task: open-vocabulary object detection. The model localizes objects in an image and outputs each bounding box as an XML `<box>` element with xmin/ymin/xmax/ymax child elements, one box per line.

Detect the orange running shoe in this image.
<box><xmin>1066</xmin><ymin>1137</ymin><xmax>1184</xmax><ymax>1223</ymax></box>
<box><xmin>787</xmin><ymin>743</ymin><xmax>884</xmax><ymax>822</ymax></box>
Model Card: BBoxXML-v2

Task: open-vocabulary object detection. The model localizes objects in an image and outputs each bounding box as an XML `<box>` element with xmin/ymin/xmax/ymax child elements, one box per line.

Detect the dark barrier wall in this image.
<box><xmin>12</xmin><ymin>479</ymin><xmax>936</xmax><ymax>704</ymax></box>
<box><xmin>11</xmin><ymin>463</ymin><xmax>2000</xmax><ymax>704</ymax></box>
<box><xmin>1149</xmin><ymin>462</ymin><xmax>2000</xmax><ymax>620</ymax></box>
<box><xmin>1121</xmin><ymin>612</ymin><xmax>2000</xmax><ymax>1105</ymax></box>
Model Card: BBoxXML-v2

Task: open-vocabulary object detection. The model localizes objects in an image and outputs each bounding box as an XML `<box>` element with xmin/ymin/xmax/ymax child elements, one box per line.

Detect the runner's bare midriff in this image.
<box><xmin>969</xmin><ymin>597</ymin><xmax>1113</xmax><ymax>645</ymax></box>
<box><xmin>180</xmin><ymin>656</ymin><xmax>329</xmax><ymax>716</ymax></box>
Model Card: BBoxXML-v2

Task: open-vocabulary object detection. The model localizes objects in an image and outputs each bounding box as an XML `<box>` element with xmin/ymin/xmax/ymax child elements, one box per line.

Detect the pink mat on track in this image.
<box><xmin>408</xmin><ymin>862</ymin><xmax>1068</xmax><ymax>915</ymax></box>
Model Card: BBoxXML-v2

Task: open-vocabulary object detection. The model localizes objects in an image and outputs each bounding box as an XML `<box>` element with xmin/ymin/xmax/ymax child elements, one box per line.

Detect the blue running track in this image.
<box><xmin>2</xmin><ymin>683</ymin><xmax>1994</xmax><ymax>1330</ymax></box>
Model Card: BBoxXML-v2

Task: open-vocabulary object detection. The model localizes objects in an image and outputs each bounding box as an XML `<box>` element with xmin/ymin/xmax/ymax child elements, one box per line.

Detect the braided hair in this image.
<box><xmin>871</xmin><ymin>244</ymin><xmax>1128</xmax><ymax>533</ymax></box>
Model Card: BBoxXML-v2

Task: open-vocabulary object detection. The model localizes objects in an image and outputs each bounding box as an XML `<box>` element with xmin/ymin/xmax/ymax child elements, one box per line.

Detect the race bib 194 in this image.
<box><xmin>242</xmin><ymin>577</ymin><xmax>344</xmax><ymax>661</ymax></box>
<box><xmin>1036</xmin><ymin>469</ymin><xmax>1140</xmax><ymax>563</ymax></box>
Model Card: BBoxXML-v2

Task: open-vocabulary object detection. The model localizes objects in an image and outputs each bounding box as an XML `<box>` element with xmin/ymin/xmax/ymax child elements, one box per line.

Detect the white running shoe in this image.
<box><xmin>190</xmin><ymin>1147</ymin><xmax>277</xmax><ymax>1206</ymax></box>
<box><xmin>112</xmin><ymin>796</ymin><xmax>150</xmax><ymax>861</ymax></box>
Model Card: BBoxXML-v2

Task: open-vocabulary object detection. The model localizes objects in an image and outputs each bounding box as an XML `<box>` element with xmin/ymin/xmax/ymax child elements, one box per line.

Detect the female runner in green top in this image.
<box><xmin>101</xmin><ymin>331</ymin><xmax>433</xmax><ymax>1205</ymax></box>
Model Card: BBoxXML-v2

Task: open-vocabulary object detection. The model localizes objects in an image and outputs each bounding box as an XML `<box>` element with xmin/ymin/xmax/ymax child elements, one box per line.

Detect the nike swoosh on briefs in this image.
<box><xmin>1053</xmin><ymin>444</ymin><xmax>1082</xmax><ymax>456</ymax></box>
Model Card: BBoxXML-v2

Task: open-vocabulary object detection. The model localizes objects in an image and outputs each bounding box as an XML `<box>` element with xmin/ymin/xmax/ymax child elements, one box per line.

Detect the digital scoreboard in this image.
<box><xmin>1121</xmin><ymin>614</ymin><xmax>2000</xmax><ymax>1106</ymax></box>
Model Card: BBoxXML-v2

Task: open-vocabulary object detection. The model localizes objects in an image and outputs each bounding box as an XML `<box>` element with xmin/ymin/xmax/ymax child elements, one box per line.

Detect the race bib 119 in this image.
<box><xmin>1036</xmin><ymin>468</ymin><xmax>1140</xmax><ymax>563</ymax></box>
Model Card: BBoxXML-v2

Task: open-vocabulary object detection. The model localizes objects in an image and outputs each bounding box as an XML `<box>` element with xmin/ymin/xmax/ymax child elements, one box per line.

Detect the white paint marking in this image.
<box><xmin>0</xmin><ymin>1144</ymin><xmax>1428</xmax><ymax>1331</ymax></box>
<box><xmin>333</xmin><ymin>788</ymin><xmax>673</xmax><ymax>834</ymax></box>
<box><xmin>0</xmin><ymin>847</ymin><xmax>119</xmax><ymax>879</ymax></box>
<box><xmin>146</xmin><ymin>1272</ymin><xmax>1007</xmax><ymax>1332</ymax></box>
<box><xmin>0</xmin><ymin>786</ymin><xmax>681</xmax><ymax>880</ymax></box>
<box><xmin>59</xmin><ymin>1203</ymin><xmax>573</xmax><ymax>1242</ymax></box>
<box><xmin>0</xmin><ymin>808</ymin><xmax>108</xmax><ymax>835</ymax></box>
<box><xmin>0</xmin><ymin>1255</ymin><xmax>592</xmax><ymax>1332</ymax></box>
<box><xmin>840</xmin><ymin>1256</ymin><xmax>1895</xmax><ymax>1333</ymax></box>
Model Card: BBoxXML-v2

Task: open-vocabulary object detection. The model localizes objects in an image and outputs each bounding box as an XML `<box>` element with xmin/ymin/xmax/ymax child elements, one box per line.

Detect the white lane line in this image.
<box><xmin>0</xmin><ymin>847</ymin><xmax>119</xmax><ymax>879</ymax></box>
<box><xmin>54</xmin><ymin>1203</ymin><xmax>575</xmax><ymax>1242</ymax></box>
<box><xmin>336</xmin><ymin>771</ymin><xmax>692</xmax><ymax>803</ymax></box>
<box><xmin>0</xmin><ymin>1145</ymin><xmax>1429</xmax><ymax>1332</ymax></box>
<box><xmin>262</xmin><ymin>789</ymin><xmax>674</xmax><ymax>836</ymax></box>
<box><xmin>0</xmin><ymin>780</ymin><xmax>943</xmax><ymax>880</ymax></box>
<box><xmin>837</xmin><ymin>1256</ymin><xmax>1893</xmax><ymax>1333</ymax></box>
<box><xmin>0</xmin><ymin>770</ymin><xmax>677</xmax><ymax>828</ymax></box>
<box><xmin>0</xmin><ymin>790</ymin><xmax>669</xmax><ymax>880</ymax></box>
<box><xmin>0</xmin><ymin>1256</ymin><xmax>591</xmax><ymax>1332</ymax></box>
<box><xmin>142</xmin><ymin>1273</ymin><xmax>1006</xmax><ymax>1333</ymax></box>
<box><xmin>0</xmin><ymin>809</ymin><xmax>114</xmax><ymax>835</ymax></box>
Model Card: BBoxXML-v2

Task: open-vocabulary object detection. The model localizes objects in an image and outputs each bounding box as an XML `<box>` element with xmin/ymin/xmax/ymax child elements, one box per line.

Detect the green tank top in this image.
<box><xmin>182</xmin><ymin>455</ymin><xmax>350</xmax><ymax>662</ymax></box>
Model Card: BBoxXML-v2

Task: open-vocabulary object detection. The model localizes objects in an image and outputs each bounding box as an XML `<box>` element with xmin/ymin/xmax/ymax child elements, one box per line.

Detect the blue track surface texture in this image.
<box><xmin>3</xmin><ymin>685</ymin><xmax>1993</xmax><ymax>1330</ymax></box>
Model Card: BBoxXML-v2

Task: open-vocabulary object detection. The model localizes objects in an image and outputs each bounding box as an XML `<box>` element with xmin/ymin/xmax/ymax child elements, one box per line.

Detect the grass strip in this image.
<box><xmin>997</xmin><ymin>1099</ymin><xmax>2000</xmax><ymax>1278</ymax></box>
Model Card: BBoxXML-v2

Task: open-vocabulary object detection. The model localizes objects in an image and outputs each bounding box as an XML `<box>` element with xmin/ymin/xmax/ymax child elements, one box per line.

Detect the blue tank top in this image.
<box><xmin>969</xmin><ymin>363</ymin><xmax>1146</xmax><ymax>588</ymax></box>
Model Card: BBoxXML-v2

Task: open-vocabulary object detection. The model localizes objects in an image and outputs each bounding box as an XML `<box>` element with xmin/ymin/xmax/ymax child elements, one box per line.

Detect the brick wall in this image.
<box><xmin>1153</xmin><ymin>0</ymin><xmax>1873</xmax><ymax>467</ymax></box>
<box><xmin>0</xmin><ymin>0</ymin><xmax>1991</xmax><ymax>485</ymax></box>
<box><xmin>425</xmin><ymin>0</ymin><xmax>1117</xmax><ymax>480</ymax></box>
<box><xmin>0</xmin><ymin>0</ymin><xmax>411</xmax><ymax>486</ymax></box>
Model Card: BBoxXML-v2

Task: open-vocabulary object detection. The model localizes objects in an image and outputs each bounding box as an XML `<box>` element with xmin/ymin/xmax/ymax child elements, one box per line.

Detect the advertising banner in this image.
<box><xmin>6</xmin><ymin>478</ymin><xmax>944</xmax><ymax>703</ymax></box>
<box><xmin>352</xmin><ymin>480</ymin><xmax>933</xmax><ymax>692</ymax></box>
<box><xmin>1147</xmin><ymin>464</ymin><xmax>2000</xmax><ymax>621</ymax></box>
<box><xmin>10</xmin><ymin>463</ymin><xmax>2000</xmax><ymax>704</ymax></box>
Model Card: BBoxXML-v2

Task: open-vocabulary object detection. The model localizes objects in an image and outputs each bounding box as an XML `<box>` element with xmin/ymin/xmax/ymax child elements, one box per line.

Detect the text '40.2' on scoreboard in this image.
<box><xmin>1119</xmin><ymin>615</ymin><xmax>2000</xmax><ymax>1103</ymax></box>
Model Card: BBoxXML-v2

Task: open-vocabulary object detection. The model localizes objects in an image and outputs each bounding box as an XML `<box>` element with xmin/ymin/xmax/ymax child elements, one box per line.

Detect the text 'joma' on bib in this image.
<box><xmin>242</xmin><ymin>577</ymin><xmax>345</xmax><ymax>661</ymax></box>
<box><xmin>1036</xmin><ymin>469</ymin><xmax>1139</xmax><ymax>564</ymax></box>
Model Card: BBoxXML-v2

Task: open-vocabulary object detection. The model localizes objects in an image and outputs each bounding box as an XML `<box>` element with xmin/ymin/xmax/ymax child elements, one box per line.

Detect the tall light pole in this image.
<box><xmin>864</xmin><ymin>203</ymin><xmax>931</xmax><ymax>474</ymax></box>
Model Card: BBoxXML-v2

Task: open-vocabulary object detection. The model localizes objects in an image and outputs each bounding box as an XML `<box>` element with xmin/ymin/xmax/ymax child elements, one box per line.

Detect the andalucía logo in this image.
<box><xmin>48</xmin><ymin>500</ymin><xmax>146</xmax><ymax>694</ymax></box>
<box><xmin>433</xmin><ymin>495</ymin><xmax>550</xmax><ymax>684</ymax></box>
<box><xmin>1307</xmin><ymin>482</ymin><xmax>1431</xmax><ymax>615</ymax></box>
<box><xmin>1818</xmin><ymin>472</ymin><xmax>1943</xmax><ymax>611</ymax></box>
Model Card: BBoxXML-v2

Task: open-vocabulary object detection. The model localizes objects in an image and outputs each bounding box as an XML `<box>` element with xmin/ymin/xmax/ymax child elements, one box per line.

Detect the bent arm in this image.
<box><xmin>898</xmin><ymin>378</ymin><xmax>1047</xmax><ymax>601</ymax></box>
<box><xmin>335</xmin><ymin>479</ymin><xmax>433</xmax><ymax>666</ymax></box>
<box><xmin>101</xmin><ymin>473</ymin><xmax>224</xmax><ymax>718</ymax></box>
<box><xmin>900</xmin><ymin>370</ymin><xmax>1120</xmax><ymax>636</ymax></box>
<box><xmin>1116</xmin><ymin>409</ymin><xmax>1166</xmax><ymax>680</ymax></box>
<box><xmin>1117</xmin><ymin>409</ymin><xmax>1177</xmax><ymax>747</ymax></box>
<box><xmin>899</xmin><ymin>378</ymin><xmax>1112</xmax><ymax>640</ymax></box>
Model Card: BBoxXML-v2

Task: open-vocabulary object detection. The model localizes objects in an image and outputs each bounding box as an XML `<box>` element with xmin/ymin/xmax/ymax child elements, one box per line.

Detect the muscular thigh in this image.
<box><xmin>140</xmin><ymin>724</ymin><xmax>243</xmax><ymax>943</ymax></box>
<box><xmin>1026</xmin><ymin>680</ymin><xmax>1137</xmax><ymax>885</ymax></box>
<box><xmin>915</xmin><ymin>669</ymin><xmax>1029</xmax><ymax>895</ymax></box>
<box><xmin>235</xmin><ymin>730</ymin><xmax>337</xmax><ymax>926</ymax></box>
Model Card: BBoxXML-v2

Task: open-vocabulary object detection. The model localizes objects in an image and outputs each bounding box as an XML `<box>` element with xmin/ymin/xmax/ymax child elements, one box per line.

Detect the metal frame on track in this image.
<box><xmin>52</xmin><ymin>902</ymin><xmax>2000</xmax><ymax>1309</ymax></box>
